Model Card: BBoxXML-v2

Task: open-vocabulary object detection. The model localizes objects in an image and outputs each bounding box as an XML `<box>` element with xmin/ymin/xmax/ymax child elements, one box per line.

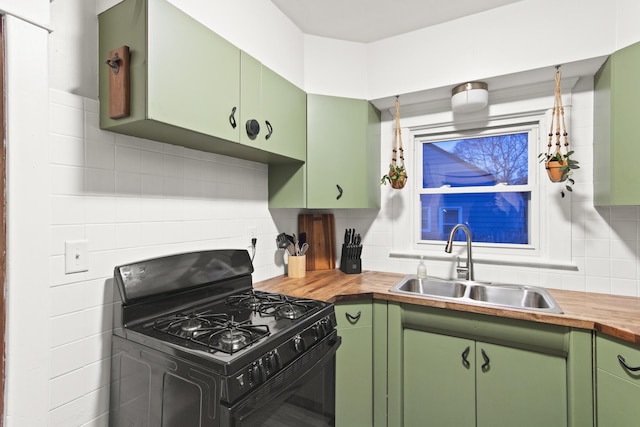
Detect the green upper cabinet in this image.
<box><xmin>99</xmin><ymin>0</ymin><xmax>240</xmax><ymax>146</ymax></box>
<box><xmin>307</xmin><ymin>94</ymin><xmax>381</xmax><ymax>208</ymax></box>
<box><xmin>99</xmin><ymin>0</ymin><xmax>303</xmax><ymax>164</ymax></box>
<box><xmin>594</xmin><ymin>41</ymin><xmax>640</xmax><ymax>205</ymax></box>
<box><xmin>240</xmin><ymin>52</ymin><xmax>306</xmax><ymax>161</ymax></box>
<box><xmin>268</xmin><ymin>94</ymin><xmax>381</xmax><ymax>209</ymax></box>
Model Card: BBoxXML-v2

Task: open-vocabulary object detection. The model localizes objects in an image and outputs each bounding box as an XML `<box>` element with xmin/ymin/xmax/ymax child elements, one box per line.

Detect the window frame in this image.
<box><xmin>415</xmin><ymin>122</ymin><xmax>540</xmax><ymax>251</ymax></box>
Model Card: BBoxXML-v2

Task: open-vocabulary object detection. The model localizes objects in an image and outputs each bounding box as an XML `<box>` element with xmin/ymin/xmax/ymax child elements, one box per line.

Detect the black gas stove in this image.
<box><xmin>110</xmin><ymin>249</ymin><xmax>340</xmax><ymax>427</ymax></box>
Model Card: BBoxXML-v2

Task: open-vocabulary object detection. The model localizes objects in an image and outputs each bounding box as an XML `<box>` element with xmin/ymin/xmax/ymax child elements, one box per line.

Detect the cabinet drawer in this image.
<box><xmin>597</xmin><ymin>334</ymin><xmax>640</xmax><ymax>382</ymax></box>
<box><xmin>335</xmin><ymin>302</ymin><xmax>372</xmax><ymax>329</ymax></box>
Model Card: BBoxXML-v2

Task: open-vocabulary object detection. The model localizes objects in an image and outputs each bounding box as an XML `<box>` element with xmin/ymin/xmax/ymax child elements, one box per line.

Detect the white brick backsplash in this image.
<box><xmin>51</xmin><ymin>195</ymin><xmax>86</xmax><ymax>225</ymax></box>
<box><xmin>51</xmin><ymin>133</ymin><xmax>85</xmax><ymax>167</ymax></box>
<box><xmin>50</xmin><ymin>311</ymin><xmax>86</xmax><ymax>348</ymax></box>
<box><xmin>51</xmin><ymin>165</ymin><xmax>84</xmax><ymax>196</ymax></box>
<box><xmin>115</xmin><ymin>145</ymin><xmax>141</xmax><ymax>173</ymax></box>
<box><xmin>84</xmin><ymin>168</ymin><xmax>115</xmax><ymax>196</ymax></box>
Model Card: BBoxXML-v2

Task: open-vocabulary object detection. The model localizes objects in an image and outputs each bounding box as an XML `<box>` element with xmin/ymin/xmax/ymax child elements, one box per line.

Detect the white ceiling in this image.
<box><xmin>270</xmin><ymin>0</ymin><xmax>524</xmax><ymax>43</ymax></box>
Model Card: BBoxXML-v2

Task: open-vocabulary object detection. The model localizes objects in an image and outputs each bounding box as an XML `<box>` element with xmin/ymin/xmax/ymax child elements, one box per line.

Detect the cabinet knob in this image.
<box><xmin>336</xmin><ymin>184</ymin><xmax>343</xmax><ymax>200</ymax></box>
<box><xmin>246</xmin><ymin>119</ymin><xmax>260</xmax><ymax>138</ymax></box>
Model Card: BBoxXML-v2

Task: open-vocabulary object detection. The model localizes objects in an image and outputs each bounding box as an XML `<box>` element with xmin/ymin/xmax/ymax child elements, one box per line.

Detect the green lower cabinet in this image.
<box><xmin>596</xmin><ymin>334</ymin><xmax>640</xmax><ymax>426</ymax></box>
<box><xmin>404</xmin><ymin>330</ymin><xmax>475</xmax><ymax>426</ymax></box>
<box><xmin>335</xmin><ymin>302</ymin><xmax>373</xmax><ymax>427</ymax></box>
<box><xmin>475</xmin><ymin>342</ymin><xmax>566</xmax><ymax>427</ymax></box>
<box><xmin>403</xmin><ymin>329</ymin><xmax>567</xmax><ymax>427</ymax></box>
<box><xmin>387</xmin><ymin>303</ymin><xmax>593</xmax><ymax>427</ymax></box>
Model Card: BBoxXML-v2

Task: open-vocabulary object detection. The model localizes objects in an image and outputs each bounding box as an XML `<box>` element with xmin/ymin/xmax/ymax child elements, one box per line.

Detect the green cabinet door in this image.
<box><xmin>306</xmin><ymin>94</ymin><xmax>381</xmax><ymax>208</ymax></box>
<box><xmin>239</xmin><ymin>52</ymin><xmax>263</xmax><ymax>149</ymax></box>
<box><xmin>335</xmin><ymin>302</ymin><xmax>373</xmax><ymax>427</ymax></box>
<box><xmin>99</xmin><ymin>0</ymin><xmax>240</xmax><ymax>144</ymax></box>
<box><xmin>146</xmin><ymin>0</ymin><xmax>240</xmax><ymax>142</ymax></box>
<box><xmin>594</xmin><ymin>41</ymin><xmax>640</xmax><ymax>205</ymax></box>
<box><xmin>240</xmin><ymin>52</ymin><xmax>306</xmax><ymax>160</ymax></box>
<box><xmin>475</xmin><ymin>342</ymin><xmax>567</xmax><ymax>427</ymax></box>
<box><xmin>261</xmin><ymin>66</ymin><xmax>306</xmax><ymax>161</ymax></box>
<box><xmin>596</xmin><ymin>334</ymin><xmax>640</xmax><ymax>426</ymax></box>
<box><xmin>403</xmin><ymin>329</ymin><xmax>476</xmax><ymax>427</ymax></box>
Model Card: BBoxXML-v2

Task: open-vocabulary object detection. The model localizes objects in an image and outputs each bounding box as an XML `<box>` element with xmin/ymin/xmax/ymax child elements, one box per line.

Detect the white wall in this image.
<box><xmin>3</xmin><ymin>11</ymin><xmax>51</xmax><ymax>427</ymax></box>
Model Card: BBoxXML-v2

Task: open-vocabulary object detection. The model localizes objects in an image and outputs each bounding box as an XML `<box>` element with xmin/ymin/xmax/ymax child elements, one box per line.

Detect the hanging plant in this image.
<box><xmin>538</xmin><ymin>67</ymin><xmax>580</xmax><ymax>198</ymax></box>
<box><xmin>381</xmin><ymin>96</ymin><xmax>408</xmax><ymax>189</ymax></box>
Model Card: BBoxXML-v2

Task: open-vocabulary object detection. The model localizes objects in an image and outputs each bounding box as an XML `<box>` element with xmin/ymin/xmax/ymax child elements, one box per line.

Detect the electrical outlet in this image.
<box><xmin>65</xmin><ymin>240</ymin><xmax>89</xmax><ymax>274</ymax></box>
<box><xmin>248</xmin><ymin>226</ymin><xmax>257</xmax><ymax>240</ymax></box>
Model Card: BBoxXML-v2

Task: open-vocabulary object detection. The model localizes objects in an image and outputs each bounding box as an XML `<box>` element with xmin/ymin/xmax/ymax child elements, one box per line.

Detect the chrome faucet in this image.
<box><xmin>444</xmin><ymin>224</ymin><xmax>474</xmax><ymax>281</ymax></box>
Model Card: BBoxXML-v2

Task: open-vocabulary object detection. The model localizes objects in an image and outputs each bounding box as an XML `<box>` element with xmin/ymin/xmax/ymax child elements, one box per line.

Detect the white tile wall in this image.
<box><xmin>47</xmin><ymin>90</ymin><xmax>299</xmax><ymax>424</ymax></box>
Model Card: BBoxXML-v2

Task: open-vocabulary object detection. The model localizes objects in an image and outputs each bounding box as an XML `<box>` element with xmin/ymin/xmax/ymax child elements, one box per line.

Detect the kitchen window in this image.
<box><xmin>415</xmin><ymin>123</ymin><xmax>539</xmax><ymax>249</ymax></box>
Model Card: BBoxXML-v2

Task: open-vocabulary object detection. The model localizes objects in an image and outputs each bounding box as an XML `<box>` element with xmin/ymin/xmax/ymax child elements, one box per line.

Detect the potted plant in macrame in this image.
<box><xmin>381</xmin><ymin>163</ymin><xmax>407</xmax><ymax>189</ymax></box>
<box><xmin>381</xmin><ymin>97</ymin><xmax>407</xmax><ymax>189</ymax></box>
<box><xmin>539</xmin><ymin>68</ymin><xmax>580</xmax><ymax>198</ymax></box>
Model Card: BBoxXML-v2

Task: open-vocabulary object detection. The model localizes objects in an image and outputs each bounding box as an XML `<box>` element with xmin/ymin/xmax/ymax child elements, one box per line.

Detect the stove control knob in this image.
<box><xmin>250</xmin><ymin>362</ymin><xmax>266</xmax><ymax>385</ymax></box>
<box><xmin>266</xmin><ymin>351</ymin><xmax>281</xmax><ymax>372</ymax></box>
<box><xmin>293</xmin><ymin>334</ymin><xmax>306</xmax><ymax>353</ymax></box>
<box><xmin>320</xmin><ymin>318</ymin><xmax>332</xmax><ymax>335</ymax></box>
<box><xmin>313</xmin><ymin>323</ymin><xmax>324</xmax><ymax>340</ymax></box>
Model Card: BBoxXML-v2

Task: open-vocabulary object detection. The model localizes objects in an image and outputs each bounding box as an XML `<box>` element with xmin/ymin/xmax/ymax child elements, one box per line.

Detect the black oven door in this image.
<box><xmin>221</xmin><ymin>331</ymin><xmax>341</xmax><ymax>427</ymax></box>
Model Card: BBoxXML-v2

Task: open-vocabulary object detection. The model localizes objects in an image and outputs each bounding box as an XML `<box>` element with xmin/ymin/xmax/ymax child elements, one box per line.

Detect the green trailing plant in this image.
<box><xmin>538</xmin><ymin>150</ymin><xmax>580</xmax><ymax>197</ymax></box>
<box><xmin>381</xmin><ymin>96</ymin><xmax>408</xmax><ymax>190</ymax></box>
<box><xmin>540</xmin><ymin>67</ymin><xmax>580</xmax><ymax>198</ymax></box>
<box><xmin>380</xmin><ymin>163</ymin><xmax>407</xmax><ymax>188</ymax></box>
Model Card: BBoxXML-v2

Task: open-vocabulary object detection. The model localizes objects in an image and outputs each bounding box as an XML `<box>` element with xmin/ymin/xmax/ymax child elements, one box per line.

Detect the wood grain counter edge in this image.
<box><xmin>255</xmin><ymin>269</ymin><xmax>640</xmax><ymax>345</ymax></box>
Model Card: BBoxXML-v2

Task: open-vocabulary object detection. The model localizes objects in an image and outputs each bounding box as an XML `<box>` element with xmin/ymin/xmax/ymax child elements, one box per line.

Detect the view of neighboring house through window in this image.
<box><xmin>418</xmin><ymin>125</ymin><xmax>536</xmax><ymax>246</ymax></box>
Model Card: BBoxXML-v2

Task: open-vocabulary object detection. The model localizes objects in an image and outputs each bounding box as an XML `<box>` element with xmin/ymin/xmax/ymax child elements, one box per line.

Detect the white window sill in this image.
<box><xmin>389</xmin><ymin>251</ymin><xmax>578</xmax><ymax>271</ymax></box>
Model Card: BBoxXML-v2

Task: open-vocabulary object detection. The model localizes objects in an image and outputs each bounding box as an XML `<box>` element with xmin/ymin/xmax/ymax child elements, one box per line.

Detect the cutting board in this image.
<box><xmin>298</xmin><ymin>214</ymin><xmax>335</xmax><ymax>271</ymax></box>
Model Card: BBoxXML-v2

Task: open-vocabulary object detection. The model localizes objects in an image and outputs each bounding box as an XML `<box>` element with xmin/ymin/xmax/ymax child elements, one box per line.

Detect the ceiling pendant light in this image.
<box><xmin>451</xmin><ymin>82</ymin><xmax>488</xmax><ymax>113</ymax></box>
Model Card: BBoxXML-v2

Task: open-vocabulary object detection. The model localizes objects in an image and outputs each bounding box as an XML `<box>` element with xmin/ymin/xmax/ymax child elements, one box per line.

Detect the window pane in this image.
<box><xmin>420</xmin><ymin>192</ymin><xmax>530</xmax><ymax>244</ymax></box>
<box><xmin>422</xmin><ymin>133</ymin><xmax>529</xmax><ymax>188</ymax></box>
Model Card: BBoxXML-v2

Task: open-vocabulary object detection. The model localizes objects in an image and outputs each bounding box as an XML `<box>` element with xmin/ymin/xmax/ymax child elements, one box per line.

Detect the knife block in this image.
<box><xmin>340</xmin><ymin>258</ymin><xmax>361</xmax><ymax>274</ymax></box>
<box><xmin>339</xmin><ymin>243</ymin><xmax>362</xmax><ymax>274</ymax></box>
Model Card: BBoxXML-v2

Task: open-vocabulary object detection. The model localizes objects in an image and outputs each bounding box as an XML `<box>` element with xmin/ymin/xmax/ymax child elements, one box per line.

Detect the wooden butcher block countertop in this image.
<box><xmin>255</xmin><ymin>269</ymin><xmax>640</xmax><ymax>345</ymax></box>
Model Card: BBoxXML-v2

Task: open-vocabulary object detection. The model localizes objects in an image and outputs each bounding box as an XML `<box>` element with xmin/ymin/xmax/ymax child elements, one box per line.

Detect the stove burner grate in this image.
<box><xmin>152</xmin><ymin>310</ymin><xmax>270</xmax><ymax>354</ymax></box>
<box><xmin>257</xmin><ymin>297</ymin><xmax>321</xmax><ymax>320</ymax></box>
<box><xmin>191</xmin><ymin>318</ymin><xmax>270</xmax><ymax>354</ymax></box>
<box><xmin>153</xmin><ymin>310</ymin><xmax>228</xmax><ymax>339</ymax></box>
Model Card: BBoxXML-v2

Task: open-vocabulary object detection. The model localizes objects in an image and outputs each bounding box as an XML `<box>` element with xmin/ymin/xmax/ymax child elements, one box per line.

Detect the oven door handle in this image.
<box><xmin>228</xmin><ymin>333</ymin><xmax>342</xmax><ymax>423</ymax></box>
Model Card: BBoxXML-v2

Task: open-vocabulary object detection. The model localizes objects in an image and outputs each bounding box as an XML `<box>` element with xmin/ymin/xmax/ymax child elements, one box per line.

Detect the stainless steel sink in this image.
<box><xmin>468</xmin><ymin>284</ymin><xmax>554</xmax><ymax>309</ymax></box>
<box><xmin>393</xmin><ymin>277</ymin><xmax>467</xmax><ymax>298</ymax></box>
<box><xmin>390</xmin><ymin>275</ymin><xmax>563</xmax><ymax>314</ymax></box>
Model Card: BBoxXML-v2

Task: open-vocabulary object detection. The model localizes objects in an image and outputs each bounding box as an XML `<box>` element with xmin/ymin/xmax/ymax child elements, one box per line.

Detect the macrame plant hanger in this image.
<box><xmin>381</xmin><ymin>96</ymin><xmax>408</xmax><ymax>189</ymax></box>
<box><xmin>542</xmin><ymin>66</ymin><xmax>579</xmax><ymax>196</ymax></box>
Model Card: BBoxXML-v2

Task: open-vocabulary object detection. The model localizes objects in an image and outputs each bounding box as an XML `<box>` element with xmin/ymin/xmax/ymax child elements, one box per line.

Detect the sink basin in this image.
<box><xmin>389</xmin><ymin>275</ymin><xmax>563</xmax><ymax>314</ymax></box>
<box><xmin>393</xmin><ymin>277</ymin><xmax>466</xmax><ymax>298</ymax></box>
<box><xmin>468</xmin><ymin>284</ymin><xmax>554</xmax><ymax>310</ymax></box>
